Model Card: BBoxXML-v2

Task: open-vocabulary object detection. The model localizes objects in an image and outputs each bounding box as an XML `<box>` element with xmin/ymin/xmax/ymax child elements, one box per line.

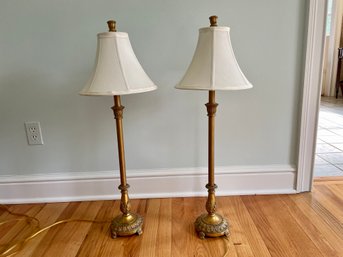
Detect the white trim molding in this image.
<box><xmin>0</xmin><ymin>165</ymin><xmax>296</xmax><ymax>204</ymax></box>
<box><xmin>297</xmin><ymin>0</ymin><xmax>327</xmax><ymax>192</ymax></box>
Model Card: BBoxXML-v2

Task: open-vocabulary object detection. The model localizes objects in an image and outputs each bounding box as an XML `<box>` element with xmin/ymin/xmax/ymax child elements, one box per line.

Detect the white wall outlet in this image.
<box><xmin>25</xmin><ymin>122</ymin><xmax>44</xmax><ymax>145</ymax></box>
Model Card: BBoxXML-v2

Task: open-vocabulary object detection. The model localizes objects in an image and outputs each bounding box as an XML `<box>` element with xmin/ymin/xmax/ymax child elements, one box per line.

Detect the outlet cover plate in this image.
<box><xmin>25</xmin><ymin>122</ymin><xmax>44</xmax><ymax>145</ymax></box>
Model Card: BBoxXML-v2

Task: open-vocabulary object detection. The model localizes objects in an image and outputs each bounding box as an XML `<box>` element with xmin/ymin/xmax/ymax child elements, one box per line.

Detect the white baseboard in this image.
<box><xmin>0</xmin><ymin>165</ymin><xmax>296</xmax><ymax>204</ymax></box>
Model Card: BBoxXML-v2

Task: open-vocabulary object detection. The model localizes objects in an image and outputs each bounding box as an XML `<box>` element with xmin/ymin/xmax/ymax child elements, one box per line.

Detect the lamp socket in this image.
<box><xmin>25</xmin><ymin>122</ymin><xmax>44</xmax><ymax>145</ymax></box>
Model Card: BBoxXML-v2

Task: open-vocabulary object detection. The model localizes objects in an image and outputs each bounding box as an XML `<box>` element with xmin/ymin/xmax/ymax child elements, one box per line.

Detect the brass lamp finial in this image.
<box><xmin>107</xmin><ymin>20</ymin><xmax>117</xmax><ymax>32</ymax></box>
<box><xmin>209</xmin><ymin>15</ymin><xmax>218</xmax><ymax>27</ymax></box>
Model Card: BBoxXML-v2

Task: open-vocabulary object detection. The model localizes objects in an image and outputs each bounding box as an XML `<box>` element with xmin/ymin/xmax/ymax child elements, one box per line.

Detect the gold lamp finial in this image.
<box><xmin>107</xmin><ymin>20</ymin><xmax>117</xmax><ymax>32</ymax></box>
<box><xmin>209</xmin><ymin>15</ymin><xmax>218</xmax><ymax>27</ymax></box>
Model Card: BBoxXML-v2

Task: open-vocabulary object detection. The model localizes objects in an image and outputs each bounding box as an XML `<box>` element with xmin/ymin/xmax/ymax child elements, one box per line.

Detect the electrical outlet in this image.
<box><xmin>25</xmin><ymin>122</ymin><xmax>44</xmax><ymax>145</ymax></box>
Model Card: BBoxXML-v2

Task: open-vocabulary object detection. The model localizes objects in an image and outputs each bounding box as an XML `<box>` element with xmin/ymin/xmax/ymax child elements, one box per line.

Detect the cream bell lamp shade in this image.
<box><xmin>176</xmin><ymin>19</ymin><xmax>252</xmax><ymax>91</ymax></box>
<box><xmin>80</xmin><ymin>25</ymin><xmax>157</xmax><ymax>95</ymax></box>
<box><xmin>176</xmin><ymin>16</ymin><xmax>252</xmax><ymax>239</ymax></box>
<box><xmin>80</xmin><ymin>20</ymin><xmax>157</xmax><ymax>239</ymax></box>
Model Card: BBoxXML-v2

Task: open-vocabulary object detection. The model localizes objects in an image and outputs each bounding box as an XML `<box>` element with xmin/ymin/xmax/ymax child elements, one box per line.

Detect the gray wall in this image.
<box><xmin>0</xmin><ymin>0</ymin><xmax>308</xmax><ymax>176</ymax></box>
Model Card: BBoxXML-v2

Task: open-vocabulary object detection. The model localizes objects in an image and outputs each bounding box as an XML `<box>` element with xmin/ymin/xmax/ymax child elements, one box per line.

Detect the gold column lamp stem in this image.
<box><xmin>110</xmin><ymin>95</ymin><xmax>143</xmax><ymax>238</ymax></box>
<box><xmin>194</xmin><ymin>91</ymin><xmax>230</xmax><ymax>239</ymax></box>
<box><xmin>206</xmin><ymin>91</ymin><xmax>217</xmax><ymax>215</ymax></box>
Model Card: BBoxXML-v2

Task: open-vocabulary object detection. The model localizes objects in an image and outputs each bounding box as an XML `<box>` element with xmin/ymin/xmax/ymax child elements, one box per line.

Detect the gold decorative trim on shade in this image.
<box><xmin>176</xmin><ymin>26</ymin><xmax>252</xmax><ymax>91</ymax></box>
<box><xmin>80</xmin><ymin>32</ymin><xmax>157</xmax><ymax>96</ymax></box>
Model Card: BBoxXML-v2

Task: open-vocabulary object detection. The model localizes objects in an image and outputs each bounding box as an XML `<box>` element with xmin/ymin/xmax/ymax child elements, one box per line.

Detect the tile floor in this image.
<box><xmin>314</xmin><ymin>96</ymin><xmax>343</xmax><ymax>177</ymax></box>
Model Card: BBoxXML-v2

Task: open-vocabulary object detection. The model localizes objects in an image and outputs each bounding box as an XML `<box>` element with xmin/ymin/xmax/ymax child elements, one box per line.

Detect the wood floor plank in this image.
<box><xmin>326</xmin><ymin>184</ymin><xmax>343</xmax><ymax>203</ymax></box>
<box><xmin>0</xmin><ymin>207</ymin><xmax>24</xmax><ymax>239</ymax></box>
<box><xmin>293</xmin><ymin>192</ymin><xmax>343</xmax><ymax>239</ymax></box>
<box><xmin>0</xmin><ymin>204</ymin><xmax>42</xmax><ymax>239</ymax></box>
<box><xmin>0</xmin><ymin>204</ymin><xmax>45</xmax><ymax>246</ymax></box>
<box><xmin>312</xmin><ymin>185</ymin><xmax>343</xmax><ymax>222</ymax></box>
<box><xmin>241</xmin><ymin>196</ymin><xmax>295</xmax><ymax>257</ymax></box>
<box><xmin>29</xmin><ymin>201</ymin><xmax>102</xmax><ymax>257</ymax></box>
<box><xmin>138</xmin><ymin>199</ymin><xmax>161</xmax><ymax>257</ymax></box>
<box><xmin>171</xmin><ymin>197</ymin><xmax>187</xmax><ymax>257</ymax></box>
<box><xmin>155</xmin><ymin>198</ymin><xmax>172</xmax><ymax>257</ymax></box>
<box><xmin>41</xmin><ymin>201</ymin><xmax>102</xmax><ymax>257</ymax></box>
<box><xmin>86</xmin><ymin>200</ymin><xmax>127</xmax><ymax>257</ymax></box>
<box><xmin>27</xmin><ymin>201</ymin><xmax>81</xmax><ymax>256</ymax></box>
<box><xmin>220</xmin><ymin>196</ymin><xmax>271</xmax><ymax>257</ymax></box>
<box><xmin>74</xmin><ymin>200</ymin><xmax>114</xmax><ymax>257</ymax></box>
<box><xmin>314</xmin><ymin>177</ymin><xmax>343</xmax><ymax>184</ymax></box>
<box><xmin>0</xmin><ymin>204</ymin><xmax>43</xmax><ymax>255</ymax></box>
<box><xmin>279</xmin><ymin>194</ymin><xmax>343</xmax><ymax>257</ymax></box>
<box><xmin>15</xmin><ymin>202</ymin><xmax>69</xmax><ymax>257</ymax></box>
<box><xmin>242</xmin><ymin>195</ymin><xmax>325</xmax><ymax>257</ymax></box>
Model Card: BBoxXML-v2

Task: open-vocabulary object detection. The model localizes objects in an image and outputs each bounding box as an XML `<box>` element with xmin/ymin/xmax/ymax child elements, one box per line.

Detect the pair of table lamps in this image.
<box><xmin>80</xmin><ymin>16</ymin><xmax>252</xmax><ymax>239</ymax></box>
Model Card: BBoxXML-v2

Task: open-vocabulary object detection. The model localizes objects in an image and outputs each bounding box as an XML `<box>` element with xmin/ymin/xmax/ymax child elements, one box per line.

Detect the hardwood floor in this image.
<box><xmin>0</xmin><ymin>178</ymin><xmax>342</xmax><ymax>257</ymax></box>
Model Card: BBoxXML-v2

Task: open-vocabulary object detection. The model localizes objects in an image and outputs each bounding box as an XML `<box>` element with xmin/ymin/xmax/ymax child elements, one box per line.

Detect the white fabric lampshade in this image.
<box><xmin>80</xmin><ymin>32</ymin><xmax>157</xmax><ymax>96</ymax></box>
<box><xmin>176</xmin><ymin>26</ymin><xmax>252</xmax><ymax>90</ymax></box>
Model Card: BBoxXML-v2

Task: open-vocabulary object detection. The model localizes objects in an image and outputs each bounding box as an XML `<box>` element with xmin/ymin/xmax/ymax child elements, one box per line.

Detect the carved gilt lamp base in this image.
<box><xmin>195</xmin><ymin>213</ymin><xmax>229</xmax><ymax>239</ymax></box>
<box><xmin>110</xmin><ymin>212</ymin><xmax>143</xmax><ymax>239</ymax></box>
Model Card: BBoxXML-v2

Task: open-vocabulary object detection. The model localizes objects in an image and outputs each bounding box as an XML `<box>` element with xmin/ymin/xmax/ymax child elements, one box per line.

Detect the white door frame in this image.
<box><xmin>297</xmin><ymin>0</ymin><xmax>327</xmax><ymax>192</ymax></box>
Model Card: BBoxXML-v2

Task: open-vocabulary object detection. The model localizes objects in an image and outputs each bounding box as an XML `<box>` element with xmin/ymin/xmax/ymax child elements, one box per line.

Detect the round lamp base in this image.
<box><xmin>110</xmin><ymin>213</ymin><xmax>143</xmax><ymax>238</ymax></box>
<box><xmin>194</xmin><ymin>213</ymin><xmax>230</xmax><ymax>239</ymax></box>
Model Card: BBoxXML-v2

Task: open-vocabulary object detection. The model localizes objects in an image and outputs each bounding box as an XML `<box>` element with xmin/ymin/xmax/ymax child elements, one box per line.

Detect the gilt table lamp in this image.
<box><xmin>80</xmin><ymin>20</ymin><xmax>157</xmax><ymax>238</ymax></box>
<box><xmin>176</xmin><ymin>16</ymin><xmax>252</xmax><ymax>239</ymax></box>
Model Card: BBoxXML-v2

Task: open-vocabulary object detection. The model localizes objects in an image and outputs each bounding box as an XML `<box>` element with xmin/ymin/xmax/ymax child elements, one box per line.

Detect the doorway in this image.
<box><xmin>314</xmin><ymin>0</ymin><xmax>343</xmax><ymax>177</ymax></box>
<box><xmin>315</xmin><ymin>97</ymin><xmax>343</xmax><ymax>176</ymax></box>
